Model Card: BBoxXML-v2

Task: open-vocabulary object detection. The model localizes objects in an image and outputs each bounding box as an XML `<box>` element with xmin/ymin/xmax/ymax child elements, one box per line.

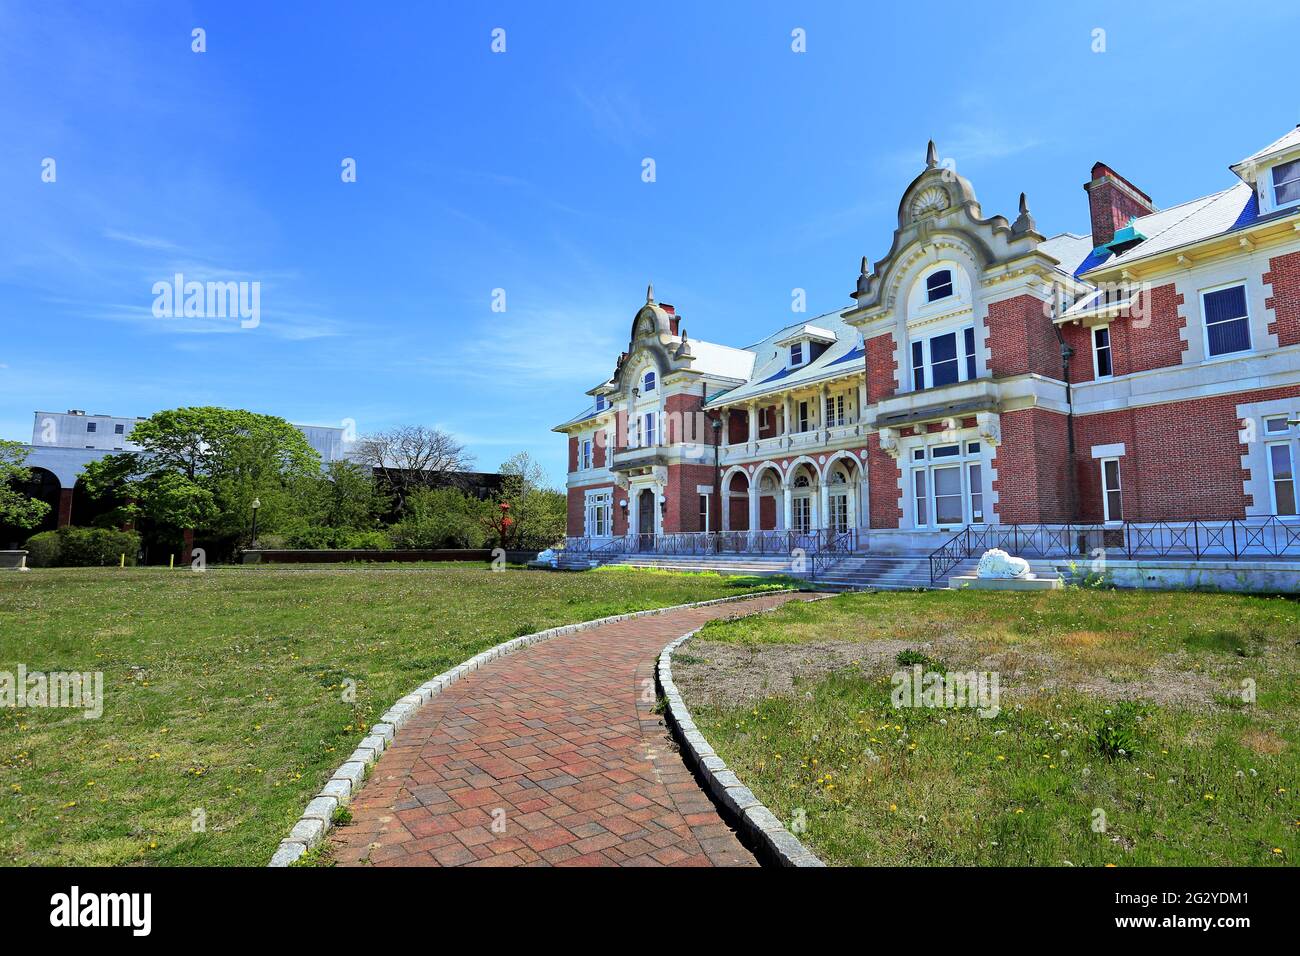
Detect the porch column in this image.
<box><xmin>747</xmin><ymin>402</ymin><xmax>759</xmax><ymax>447</ymax></box>
<box><xmin>857</xmin><ymin>380</ymin><xmax>867</xmax><ymax>424</ymax></box>
<box><xmin>818</xmin><ymin>481</ymin><xmax>829</xmax><ymax>531</ymax></box>
<box><xmin>820</xmin><ymin>383</ymin><xmax>830</xmax><ymax>436</ymax></box>
<box><xmin>782</xmin><ymin>396</ymin><xmax>791</xmax><ymax>437</ymax></box>
<box><xmin>748</xmin><ymin>482</ymin><xmax>759</xmax><ymax>534</ymax></box>
<box><xmin>782</xmin><ymin>486</ymin><xmax>793</xmax><ymax>531</ymax></box>
<box><xmin>721</xmin><ymin>487</ymin><xmax>730</xmax><ymax>532</ymax></box>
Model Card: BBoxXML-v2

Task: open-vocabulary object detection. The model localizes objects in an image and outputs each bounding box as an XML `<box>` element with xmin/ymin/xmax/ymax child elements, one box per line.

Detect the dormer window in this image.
<box><xmin>790</xmin><ymin>343</ymin><xmax>804</xmax><ymax>366</ymax></box>
<box><xmin>1272</xmin><ymin>158</ymin><xmax>1300</xmax><ymax>207</ymax></box>
<box><xmin>642</xmin><ymin>371</ymin><xmax>656</xmax><ymax>393</ymax></box>
<box><xmin>926</xmin><ymin>269</ymin><xmax>954</xmax><ymax>302</ymax></box>
<box><xmin>594</xmin><ymin>394</ymin><xmax>606</xmax><ymax>412</ymax></box>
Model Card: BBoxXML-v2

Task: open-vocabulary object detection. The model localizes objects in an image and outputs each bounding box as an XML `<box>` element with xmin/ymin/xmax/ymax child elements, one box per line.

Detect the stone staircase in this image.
<box><xmin>599</xmin><ymin>552</ymin><xmax>800</xmax><ymax>577</ymax></box>
<box><xmin>555</xmin><ymin>548</ymin><xmax>1072</xmax><ymax>591</ymax></box>
<box><xmin>808</xmin><ymin>554</ymin><xmax>936</xmax><ymax>590</ymax></box>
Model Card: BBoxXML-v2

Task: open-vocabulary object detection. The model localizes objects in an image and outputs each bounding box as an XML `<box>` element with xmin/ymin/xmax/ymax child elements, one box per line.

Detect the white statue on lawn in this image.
<box><xmin>976</xmin><ymin>548</ymin><xmax>1031</xmax><ymax>579</ymax></box>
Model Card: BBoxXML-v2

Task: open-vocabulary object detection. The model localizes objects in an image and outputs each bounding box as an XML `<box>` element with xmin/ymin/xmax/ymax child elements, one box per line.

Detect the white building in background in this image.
<box><xmin>18</xmin><ymin>409</ymin><xmax>354</xmax><ymax>529</ymax></box>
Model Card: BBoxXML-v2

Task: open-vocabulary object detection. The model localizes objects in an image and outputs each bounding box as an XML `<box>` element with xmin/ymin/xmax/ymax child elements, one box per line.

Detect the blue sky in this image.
<box><xmin>2</xmin><ymin>1</ymin><xmax>1297</xmax><ymax>485</ymax></box>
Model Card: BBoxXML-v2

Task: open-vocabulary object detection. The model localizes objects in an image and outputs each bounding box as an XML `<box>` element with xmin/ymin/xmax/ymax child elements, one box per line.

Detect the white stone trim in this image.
<box><xmin>1090</xmin><ymin>442</ymin><xmax>1126</xmax><ymax>459</ymax></box>
<box><xmin>268</xmin><ymin>589</ymin><xmax>798</xmax><ymax>866</ymax></box>
<box><xmin>657</xmin><ymin>610</ymin><xmax>832</xmax><ymax>868</ymax></box>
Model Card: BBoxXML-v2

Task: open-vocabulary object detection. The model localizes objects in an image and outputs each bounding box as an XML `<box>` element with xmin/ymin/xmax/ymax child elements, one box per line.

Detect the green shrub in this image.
<box><xmin>24</xmin><ymin>527</ymin><xmax>140</xmax><ymax>567</ymax></box>
<box><xmin>387</xmin><ymin>487</ymin><xmax>487</xmax><ymax>549</ymax></box>
<box><xmin>23</xmin><ymin>531</ymin><xmax>62</xmax><ymax>568</ymax></box>
<box><xmin>282</xmin><ymin>527</ymin><xmax>393</xmax><ymax>550</ymax></box>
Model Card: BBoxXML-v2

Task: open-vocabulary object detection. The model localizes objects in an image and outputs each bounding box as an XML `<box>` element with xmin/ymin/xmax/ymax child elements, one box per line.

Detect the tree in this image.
<box><xmin>485</xmin><ymin>452</ymin><xmax>566</xmax><ymax>550</ymax></box>
<box><xmin>353</xmin><ymin>425</ymin><xmax>475</xmax><ymax>513</ymax></box>
<box><xmin>0</xmin><ymin>440</ymin><xmax>51</xmax><ymax>529</ymax></box>
<box><xmin>82</xmin><ymin>407</ymin><xmax>321</xmax><ymax>557</ymax></box>
<box><xmin>302</xmin><ymin>460</ymin><xmax>389</xmax><ymax>531</ymax></box>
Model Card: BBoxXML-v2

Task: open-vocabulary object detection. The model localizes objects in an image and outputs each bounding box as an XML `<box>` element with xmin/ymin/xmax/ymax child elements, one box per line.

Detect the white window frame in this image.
<box><xmin>1200</xmin><ymin>281</ymin><xmax>1252</xmax><ymax>360</ymax></box>
<box><xmin>1266</xmin><ymin>441</ymin><xmax>1297</xmax><ymax>516</ymax></box>
<box><xmin>1091</xmin><ymin>324</ymin><xmax>1113</xmax><ymax>379</ymax></box>
<box><xmin>584</xmin><ymin>491</ymin><xmax>612</xmax><ymax>538</ymax></box>
<box><xmin>909</xmin><ymin>440</ymin><xmax>984</xmax><ymax>528</ymax></box>
<box><xmin>910</xmin><ymin>324</ymin><xmax>976</xmax><ymax>391</ymax></box>
<box><xmin>642</xmin><ymin>371</ymin><xmax>656</xmax><ymax>393</ymax></box>
<box><xmin>580</xmin><ymin>438</ymin><xmax>592</xmax><ymax>471</ymax></box>
<box><xmin>594</xmin><ymin>394</ymin><xmax>606</xmax><ymax>412</ymax></box>
<box><xmin>925</xmin><ymin>268</ymin><xmax>954</xmax><ymax>303</ymax></box>
<box><xmin>1101</xmin><ymin>457</ymin><xmax>1123</xmax><ymax>524</ymax></box>
<box><xmin>1271</xmin><ymin>157</ymin><xmax>1300</xmax><ymax>209</ymax></box>
<box><xmin>759</xmin><ymin>407</ymin><xmax>770</xmax><ymax>429</ymax></box>
<box><xmin>698</xmin><ymin>493</ymin><xmax>710</xmax><ymax>532</ymax></box>
<box><xmin>790</xmin><ymin>342</ymin><xmax>805</xmax><ymax>367</ymax></box>
<box><xmin>643</xmin><ymin>412</ymin><xmax>656</xmax><ymax>446</ymax></box>
<box><xmin>824</xmin><ymin>393</ymin><xmax>845</xmax><ymax>427</ymax></box>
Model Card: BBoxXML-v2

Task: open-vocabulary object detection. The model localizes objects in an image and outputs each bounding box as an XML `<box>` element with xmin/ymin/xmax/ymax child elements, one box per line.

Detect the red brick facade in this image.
<box><xmin>866</xmin><ymin>434</ymin><xmax>901</xmax><ymax>528</ymax></box>
<box><xmin>984</xmin><ymin>294</ymin><xmax>1059</xmax><ymax>379</ymax></box>
<box><xmin>865</xmin><ymin>333</ymin><xmax>898</xmax><ymax>402</ymax></box>
<box><xmin>1264</xmin><ymin>250</ymin><xmax>1300</xmax><ymax>347</ymax></box>
<box><xmin>992</xmin><ymin>408</ymin><xmax>1072</xmax><ymax>523</ymax></box>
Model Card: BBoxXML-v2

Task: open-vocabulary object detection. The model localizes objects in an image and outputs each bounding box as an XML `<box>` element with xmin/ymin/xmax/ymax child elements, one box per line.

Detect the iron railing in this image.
<box><xmin>929</xmin><ymin>517</ymin><xmax>1300</xmax><ymax>583</ymax></box>
<box><xmin>563</xmin><ymin>529</ymin><xmax>859</xmax><ymax>562</ymax></box>
<box><xmin>810</xmin><ymin>529</ymin><xmax>858</xmax><ymax>580</ymax></box>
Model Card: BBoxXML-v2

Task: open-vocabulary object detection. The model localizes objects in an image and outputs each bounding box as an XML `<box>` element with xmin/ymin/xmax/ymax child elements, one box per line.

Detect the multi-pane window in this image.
<box><xmin>1093</xmin><ymin>325</ymin><xmax>1113</xmax><ymax>378</ymax></box>
<box><xmin>698</xmin><ymin>494</ymin><xmax>710</xmax><ymax>532</ymax></box>
<box><xmin>911</xmin><ymin>326</ymin><xmax>976</xmax><ymax>390</ymax></box>
<box><xmin>86</xmin><ymin>422</ymin><xmax>97</xmax><ymax>433</ymax></box>
<box><xmin>792</xmin><ymin>497</ymin><xmax>811</xmax><ymax>533</ymax></box>
<box><xmin>580</xmin><ymin>439</ymin><xmax>592</xmax><ymax>470</ymax></box>
<box><xmin>926</xmin><ymin>269</ymin><xmax>954</xmax><ymax>302</ymax></box>
<box><xmin>910</xmin><ymin>443</ymin><xmax>984</xmax><ymax>528</ymax></box>
<box><xmin>797</xmin><ymin>401</ymin><xmax>810</xmax><ymax>432</ymax></box>
<box><xmin>824</xmin><ymin>394</ymin><xmax>845</xmax><ymax>426</ymax></box>
<box><xmin>1268</xmin><ymin>443</ymin><xmax>1297</xmax><ymax>516</ymax></box>
<box><xmin>114</xmin><ymin>423</ymin><xmax>126</xmax><ymax>434</ymax></box>
<box><xmin>643</xmin><ymin>412</ymin><xmax>656</xmax><ymax>446</ymax></box>
<box><xmin>642</xmin><ymin>371</ymin><xmax>656</xmax><ymax>392</ymax></box>
<box><xmin>1202</xmin><ymin>284</ymin><xmax>1251</xmax><ymax>357</ymax></box>
<box><xmin>1101</xmin><ymin>458</ymin><xmax>1123</xmax><ymax>522</ymax></box>
<box><xmin>595</xmin><ymin>394</ymin><xmax>606</xmax><ymax>412</ymax></box>
<box><xmin>790</xmin><ymin>343</ymin><xmax>804</xmax><ymax>366</ymax></box>
<box><xmin>968</xmin><ymin>463</ymin><xmax>984</xmax><ymax>522</ymax></box>
<box><xmin>1272</xmin><ymin>158</ymin><xmax>1300</xmax><ymax>207</ymax></box>
<box><xmin>585</xmin><ymin>492</ymin><xmax>611</xmax><ymax>537</ymax></box>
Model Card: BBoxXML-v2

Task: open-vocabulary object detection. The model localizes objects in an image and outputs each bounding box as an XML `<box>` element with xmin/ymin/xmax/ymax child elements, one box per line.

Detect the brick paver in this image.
<box><xmin>330</xmin><ymin>591</ymin><xmax>812</xmax><ymax>867</ymax></box>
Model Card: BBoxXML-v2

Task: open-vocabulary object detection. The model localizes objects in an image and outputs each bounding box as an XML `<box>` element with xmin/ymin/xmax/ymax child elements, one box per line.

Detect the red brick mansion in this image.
<box><xmin>555</xmin><ymin>127</ymin><xmax>1300</xmax><ymax>568</ymax></box>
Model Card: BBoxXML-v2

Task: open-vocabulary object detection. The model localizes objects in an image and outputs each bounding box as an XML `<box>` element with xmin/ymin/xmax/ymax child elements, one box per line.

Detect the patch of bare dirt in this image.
<box><xmin>675</xmin><ymin>637</ymin><xmax>1237</xmax><ymax>710</ymax></box>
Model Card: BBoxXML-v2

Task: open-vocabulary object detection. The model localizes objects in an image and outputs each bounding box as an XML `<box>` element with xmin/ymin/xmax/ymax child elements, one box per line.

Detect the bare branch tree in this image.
<box><xmin>354</xmin><ymin>426</ymin><xmax>476</xmax><ymax>512</ymax></box>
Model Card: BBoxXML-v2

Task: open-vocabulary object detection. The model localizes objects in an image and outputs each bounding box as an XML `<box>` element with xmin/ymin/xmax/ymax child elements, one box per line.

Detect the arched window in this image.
<box><xmin>828</xmin><ymin>468</ymin><xmax>848</xmax><ymax>485</ymax></box>
<box><xmin>642</xmin><ymin>371</ymin><xmax>656</xmax><ymax>393</ymax></box>
<box><xmin>793</xmin><ymin>474</ymin><xmax>810</xmax><ymax>489</ymax></box>
<box><xmin>926</xmin><ymin>269</ymin><xmax>954</xmax><ymax>302</ymax></box>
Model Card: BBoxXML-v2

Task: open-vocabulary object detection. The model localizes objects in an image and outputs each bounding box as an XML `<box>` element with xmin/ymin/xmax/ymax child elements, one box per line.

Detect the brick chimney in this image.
<box><xmin>1084</xmin><ymin>162</ymin><xmax>1155</xmax><ymax>246</ymax></box>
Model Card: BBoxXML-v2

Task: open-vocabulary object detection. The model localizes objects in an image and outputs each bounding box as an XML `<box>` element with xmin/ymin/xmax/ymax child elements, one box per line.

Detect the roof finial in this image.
<box><xmin>860</xmin><ymin>255</ymin><xmax>869</xmax><ymax>275</ymax></box>
<box><xmin>646</xmin><ymin>282</ymin><xmax>655</xmax><ymax>305</ymax></box>
<box><xmin>1011</xmin><ymin>191</ymin><xmax>1036</xmax><ymax>236</ymax></box>
<box><xmin>926</xmin><ymin>140</ymin><xmax>938</xmax><ymax>169</ymax></box>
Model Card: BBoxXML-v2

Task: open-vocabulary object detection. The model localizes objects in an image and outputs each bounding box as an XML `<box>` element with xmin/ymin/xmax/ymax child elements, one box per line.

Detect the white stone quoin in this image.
<box><xmin>975</xmin><ymin>548</ymin><xmax>1031</xmax><ymax>579</ymax></box>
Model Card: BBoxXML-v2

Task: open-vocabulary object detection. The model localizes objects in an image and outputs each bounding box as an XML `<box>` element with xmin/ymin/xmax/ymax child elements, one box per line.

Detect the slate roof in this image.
<box><xmin>1081</xmin><ymin>182</ymin><xmax>1258</xmax><ymax>274</ymax></box>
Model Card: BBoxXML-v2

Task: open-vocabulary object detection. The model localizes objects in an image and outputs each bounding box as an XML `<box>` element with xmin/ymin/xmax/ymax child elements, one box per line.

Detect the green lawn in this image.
<box><xmin>0</xmin><ymin>563</ymin><xmax>786</xmax><ymax>866</ymax></box>
<box><xmin>676</xmin><ymin>589</ymin><xmax>1299</xmax><ymax>867</ymax></box>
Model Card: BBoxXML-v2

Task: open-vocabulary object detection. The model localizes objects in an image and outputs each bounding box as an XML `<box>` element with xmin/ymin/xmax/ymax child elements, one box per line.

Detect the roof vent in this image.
<box><xmin>1104</xmin><ymin>217</ymin><xmax>1147</xmax><ymax>256</ymax></box>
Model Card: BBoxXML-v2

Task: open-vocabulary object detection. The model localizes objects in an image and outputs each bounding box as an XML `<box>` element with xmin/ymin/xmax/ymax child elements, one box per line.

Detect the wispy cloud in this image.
<box><xmin>101</xmin><ymin>228</ymin><xmax>178</xmax><ymax>250</ymax></box>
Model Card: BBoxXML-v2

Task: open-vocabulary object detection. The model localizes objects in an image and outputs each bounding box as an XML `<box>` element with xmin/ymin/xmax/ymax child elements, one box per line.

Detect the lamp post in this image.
<box><xmin>250</xmin><ymin>497</ymin><xmax>261</xmax><ymax>547</ymax></box>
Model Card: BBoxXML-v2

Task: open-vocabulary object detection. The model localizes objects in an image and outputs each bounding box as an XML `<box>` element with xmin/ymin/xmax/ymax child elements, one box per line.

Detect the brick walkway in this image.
<box><xmin>330</xmin><ymin>591</ymin><xmax>811</xmax><ymax>867</ymax></box>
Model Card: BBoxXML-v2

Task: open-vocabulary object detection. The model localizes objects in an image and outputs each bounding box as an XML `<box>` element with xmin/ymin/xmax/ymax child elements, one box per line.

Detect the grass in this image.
<box><xmin>0</xmin><ymin>563</ymin><xmax>786</xmax><ymax>866</ymax></box>
<box><xmin>680</xmin><ymin>588</ymin><xmax>1300</xmax><ymax>866</ymax></box>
